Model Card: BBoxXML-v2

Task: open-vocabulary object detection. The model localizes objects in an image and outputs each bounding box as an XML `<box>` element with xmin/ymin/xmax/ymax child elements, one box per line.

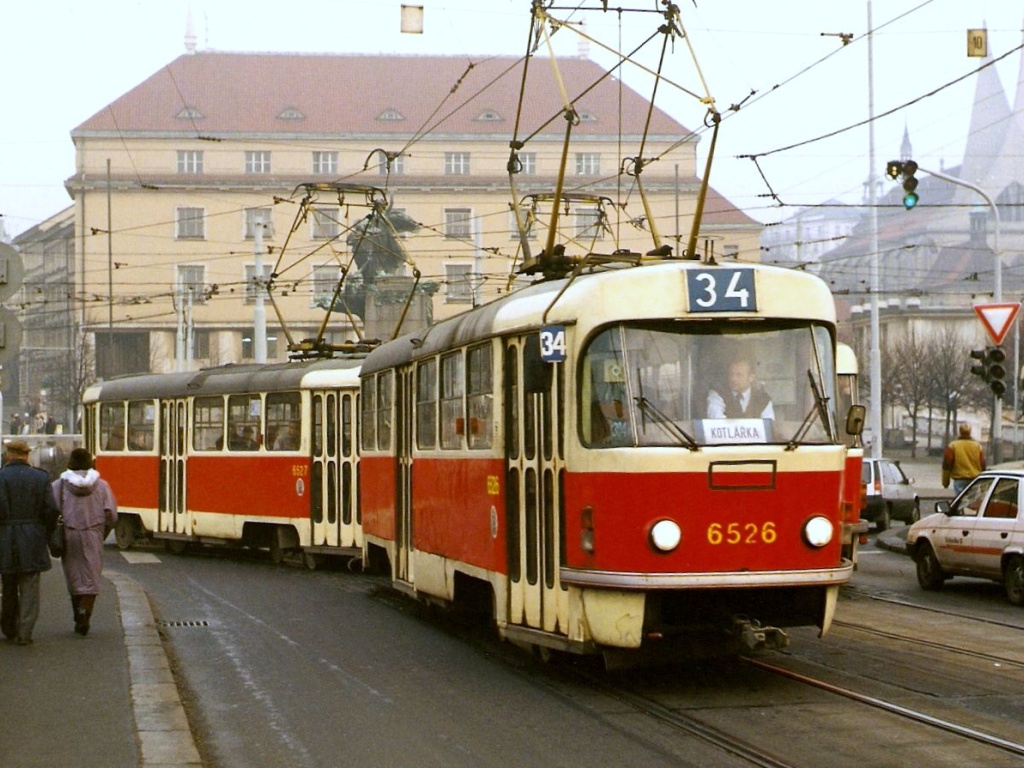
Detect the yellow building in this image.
<box><xmin>58</xmin><ymin>50</ymin><xmax>759</xmax><ymax>380</ymax></box>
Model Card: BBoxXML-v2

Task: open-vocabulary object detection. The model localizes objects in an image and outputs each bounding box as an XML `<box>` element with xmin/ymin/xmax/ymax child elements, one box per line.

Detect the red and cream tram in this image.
<box><xmin>358</xmin><ymin>260</ymin><xmax>864</xmax><ymax>659</ymax></box>
<box><xmin>82</xmin><ymin>358</ymin><xmax>363</xmax><ymax>566</ymax></box>
<box><xmin>837</xmin><ymin>343</ymin><xmax>868</xmax><ymax>566</ymax></box>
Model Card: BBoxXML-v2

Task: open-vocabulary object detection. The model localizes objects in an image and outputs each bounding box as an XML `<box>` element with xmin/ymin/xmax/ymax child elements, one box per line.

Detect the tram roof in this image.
<box><xmin>362</xmin><ymin>261</ymin><xmax>836</xmax><ymax>374</ymax></box>
<box><xmin>83</xmin><ymin>357</ymin><xmax>364</xmax><ymax>402</ymax></box>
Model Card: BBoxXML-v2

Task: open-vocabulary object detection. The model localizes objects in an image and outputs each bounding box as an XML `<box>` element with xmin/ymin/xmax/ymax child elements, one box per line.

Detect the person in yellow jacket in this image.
<box><xmin>942</xmin><ymin>423</ymin><xmax>986</xmax><ymax>494</ymax></box>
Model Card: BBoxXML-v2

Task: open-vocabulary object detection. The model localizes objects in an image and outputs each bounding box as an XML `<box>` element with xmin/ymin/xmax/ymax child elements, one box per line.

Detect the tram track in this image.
<box><xmin>743</xmin><ymin>656</ymin><xmax>1024</xmax><ymax>759</ymax></box>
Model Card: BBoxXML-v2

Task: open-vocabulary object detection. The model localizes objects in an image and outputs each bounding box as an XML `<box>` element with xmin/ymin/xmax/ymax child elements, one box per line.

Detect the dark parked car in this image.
<box><xmin>861</xmin><ymin>457</ymin><xmax>919</xmax><ymax>532</ymax></box>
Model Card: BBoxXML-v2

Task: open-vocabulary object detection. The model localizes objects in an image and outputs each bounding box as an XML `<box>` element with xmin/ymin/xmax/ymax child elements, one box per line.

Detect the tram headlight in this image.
<box><xmin>803</xmin><ymin>516</ymin><xmax>834</xmax><ymax>548</ymax></box>
<box><xmin>649</xmin><ymin>519</ymin><xmax>682</xmax><ymax>553</ymax></box>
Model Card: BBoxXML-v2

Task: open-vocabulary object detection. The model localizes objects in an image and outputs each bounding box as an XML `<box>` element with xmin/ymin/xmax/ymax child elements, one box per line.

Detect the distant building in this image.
<box><xmin>52</xmin><ymin>39</ymin><xmax>757</xmax><ymax>381</ymax></box>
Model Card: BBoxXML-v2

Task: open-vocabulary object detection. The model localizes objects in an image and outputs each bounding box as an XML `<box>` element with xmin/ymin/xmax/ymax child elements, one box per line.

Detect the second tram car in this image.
<box><xmin>82</xmin><ymin>358</ymin><xmax>363</xmax><ymax>566</ymax></box>
<box><xmin>358</xmin><ymin>260</ymin><xmax>864</xmax><ymax>659</ymax></box>
<box><xmin>837</xmin><ymin>343</ymin><xmax>869</xmax><ymax>566</ymax></box>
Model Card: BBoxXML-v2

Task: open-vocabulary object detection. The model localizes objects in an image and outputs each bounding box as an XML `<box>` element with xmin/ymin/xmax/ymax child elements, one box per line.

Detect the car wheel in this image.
<box><xmin>909</xmin><ymin>497</ymin><xmax>920</xmax><ymax>523</ymax></box>
<box><xmin>1005</xmin><ymin>557</ymin><xmax>1024</xmax><ymax>606</ymax></box>
<box><xmin>915</xmin><ymin>542</ymin><xmax>946</xmax><ymax>590</ymax></box>
<box><xmin>876</xmin><ymin>504</ymin><xmax>891</xmax><ymax>533</ymax></box>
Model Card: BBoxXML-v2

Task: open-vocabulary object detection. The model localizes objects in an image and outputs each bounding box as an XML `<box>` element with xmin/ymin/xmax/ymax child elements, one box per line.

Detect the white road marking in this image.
<box><xmin>120</xmin><ymin>552</ymin><xmax>161</xmax><ymax>564</ymax></box>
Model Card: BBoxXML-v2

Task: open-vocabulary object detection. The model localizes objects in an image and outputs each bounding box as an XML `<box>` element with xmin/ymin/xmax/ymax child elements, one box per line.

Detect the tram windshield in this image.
<box><xmin>580</xmin><ymin>321</ymin><xmax>837</xmax><ymax>448</ymax></box>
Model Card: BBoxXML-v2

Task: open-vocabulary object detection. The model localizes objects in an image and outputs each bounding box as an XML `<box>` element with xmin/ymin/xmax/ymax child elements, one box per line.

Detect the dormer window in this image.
<box><xmin>176</xmin><ymin>106</ymin><xmax>204</xmax><ymax>120</ymax></box>
<box><xmin>475</xmin><ymin>109</ymin><xmax>502</xmax><ymax>122</ymax></box>
<box><xmin>578</xmin><ymin>110</ymin><xmax>597</xmax><ymax>122</ymax></box>
<box><xmin>377</xmin><ymin>108</ymin><xmax>405</xmax><ymax>121</ymax></box>
<box><xmin>277</xmin><ymin>107</ymin><xmax>305</xmax><ymax>120</ymax></box>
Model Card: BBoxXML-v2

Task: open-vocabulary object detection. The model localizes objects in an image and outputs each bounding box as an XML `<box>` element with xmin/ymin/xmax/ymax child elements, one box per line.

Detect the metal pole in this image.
<box><xmin>867</xmin><ymin>0</ymin><xmax>883</xmax><ymax>459</ymax></box>
<box><xmin>916</xmin><ymin>164</ymin><xmax>1002</xmax><ymax>461</ymax></box>
<box><xmin>254</xmin><ymin>219</ymin><xmax>267</xmax><ymax>364</ymax></box>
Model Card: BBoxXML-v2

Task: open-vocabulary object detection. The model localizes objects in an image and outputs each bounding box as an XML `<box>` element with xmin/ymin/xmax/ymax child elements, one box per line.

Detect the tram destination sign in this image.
<box><xmin>687</xmin><ymin>268</ymin><xmax>756</xmax><ymax>312</ymax></box>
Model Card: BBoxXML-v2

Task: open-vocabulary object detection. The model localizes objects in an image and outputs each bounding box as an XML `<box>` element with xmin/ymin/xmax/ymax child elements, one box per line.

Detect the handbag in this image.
<box><xmin>48</xmin><ymin>479</ymin><xmax>65</xmax><ymax>558</ymax></box>
<box><xmin>49</xmin><ymin>515</ymin><xmax>65</xmax><ymax>558</ymax></box>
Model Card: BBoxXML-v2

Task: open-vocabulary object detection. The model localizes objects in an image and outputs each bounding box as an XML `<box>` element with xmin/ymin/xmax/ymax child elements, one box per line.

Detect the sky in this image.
<box><xmin>1</xmin><ymin>0</ymin><xmax>1022</xmax><ymax>240</ymax></box>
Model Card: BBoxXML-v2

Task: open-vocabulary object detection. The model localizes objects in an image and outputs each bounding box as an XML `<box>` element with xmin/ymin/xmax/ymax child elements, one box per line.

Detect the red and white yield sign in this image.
<box><xmin>974</xmin><ymin>302</ymin><xmax>1022</xmax><ymax>345</ymax></box>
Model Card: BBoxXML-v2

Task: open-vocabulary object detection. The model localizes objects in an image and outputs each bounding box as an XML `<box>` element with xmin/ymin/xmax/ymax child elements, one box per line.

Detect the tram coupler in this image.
<box><xmin>732</xmin><ymin>616</ymin><xmax>789</xmax><ymax>651</ymax></box>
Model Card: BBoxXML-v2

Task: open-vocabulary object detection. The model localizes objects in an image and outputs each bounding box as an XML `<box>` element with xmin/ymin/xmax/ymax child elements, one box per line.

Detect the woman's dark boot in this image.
<box><xmin>74</xmin><ymin>595</ymin><xmax>95</xmax><ymax>636</ymax></box>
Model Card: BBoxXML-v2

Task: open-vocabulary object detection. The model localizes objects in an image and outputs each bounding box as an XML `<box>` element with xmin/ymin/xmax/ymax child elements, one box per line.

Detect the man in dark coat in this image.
<box><xmin>0</xmin><ymin>439</ymin><xmax>60</xmax><ymax>645</ymax></box>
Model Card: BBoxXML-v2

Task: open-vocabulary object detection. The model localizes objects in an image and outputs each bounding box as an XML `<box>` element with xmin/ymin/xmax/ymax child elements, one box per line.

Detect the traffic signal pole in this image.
<box><xmin>916</xmin><ymin>164</ymin><xmax>1004</xmax><ymax>461</ymax></box>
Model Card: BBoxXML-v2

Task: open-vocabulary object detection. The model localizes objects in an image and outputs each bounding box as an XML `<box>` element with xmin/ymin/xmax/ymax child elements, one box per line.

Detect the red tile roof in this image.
<box><xmin>74</xmin><ymin>52</ymin><xmax>693</xmax><ymax>139</ymax></box>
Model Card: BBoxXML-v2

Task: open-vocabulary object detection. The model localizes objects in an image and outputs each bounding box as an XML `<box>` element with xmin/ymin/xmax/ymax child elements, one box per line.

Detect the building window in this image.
<box><xmin>519</xmin><ymin>153</ymin><xmax>536</xmax><ymax>175</ymax></box>
<box><xmin>575</xmin><ymin>152</ymin><xmax>600</xmax><ymax>176</ymax></box>
<box><xmin>311</xmin><ymin>207</ymin><xmax>341</xmax><ymax>240</ymax></box>
<box><xmin>575</xmin><ymin>207</ymin><xmax>604</xmax><ymax>240</ymax></box>
<box><xmin>193</xmin><ymin>329</ymin><xmax>211</xmax><ymax>359</ymax></box>
<box><xmin>177</xmin><ymin>150</ymin><xmax>203</xmax><ymax>174</ymax></box>
<box><xmin>312</xmin><ymin>265</ymin><xmax>342</xmax><ymax>303</ymax></box>
<box><xmin>244</xmin><ymin>263</ymin><xmax>273</xmax><ymax>304</ymax></box>
<box><xmin>509</xmin><ymin>205</ymin><xmax>536</xmax><ymax>240</ymax></box>
<box><xmin>444</xmin><ymin>152</ymin><xmax>470</xmax><ymax>175</ymax></box>
<box><xmin>378</xmin><ymin>154</ymin><xmax>405</xmax><ymax>175</ymax></box>
<box><xmin>241</xmin><ymin>329</ymin><xmax>278</xmax><ymax>360</ymax></box>
<box><xmin>245</xmin><ymin>150</ymin><xmax>271</xmax><ymax>174</ymax></box>
<box><xmin>95</xmin><ymin>332</ymin><xmax>149</xmax><ymax>381</ymax></box>
<box><xmin>445</xmin><ymin>264</ymin><xmax>473</xmax><ymax>304</ymax></box>
<box><xmin>175</xmin><ymin>207</ymin><xmax>205</xmax><ymax>240</ymax></box>
<box><xmin>244</xmin><ymin>207</ymin><xmax>273</xmax><ymax>239</ymax></box>
<box><xmin>312</xmin><ymin>151</ymin><xmax>338</xmax><ymax>175</ymax></box>
<box><xmin>177</xmin><ymin>264</ymin><xmax>207</xmax><ymax>303</ymax></box>
<box><xmin>444</xmin><ymin>207</ymin><xmax>472</xmax><ymax>240</ymax></box>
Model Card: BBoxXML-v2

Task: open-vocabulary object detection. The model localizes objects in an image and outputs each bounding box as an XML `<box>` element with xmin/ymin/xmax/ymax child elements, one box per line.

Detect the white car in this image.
<box><xmin>906</xmin><ymin>469</ymin><xmax>1024</xmax><ymax>605</ymax></box>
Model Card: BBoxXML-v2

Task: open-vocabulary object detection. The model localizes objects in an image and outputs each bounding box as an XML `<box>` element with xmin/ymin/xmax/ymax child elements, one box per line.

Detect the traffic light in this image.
<box><xmin>884</xmin><ymin>159</ymin><xmax>921</xmax><ymax>209</ymax></box>
<box><xmin>987</xmin><ymin>346</ymin><xmax>1007</xmax><ymax>397</ymax></box>
<box><xmin>901</xmin><ymin>160</ymin><xmax>919</xmax><ymax>209</ymax></box>
<box><xmin>969</xmin><ymin>346</ymin><xmax>1007</xmax><ymax>397</ymax></box>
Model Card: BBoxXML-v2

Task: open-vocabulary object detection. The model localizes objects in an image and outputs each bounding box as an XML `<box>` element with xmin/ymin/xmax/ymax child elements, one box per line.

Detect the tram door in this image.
<box><xmin>310</xmin><ymin>391</ymin><xmax>361</xmax><ymax>550</ymax></box>
<box><xmin>394</xmin><ymin>367</ymin><xmax>414</xmax><ymax>584</ymax></box>
<box><xmin>505</xmin><ymin>335</ymin><xmax>567</xmax><ymax>634</ymax></box>
<box><xmin>158</xmin><ymin>399</ymin><xmax>188</xmax><ymax>536</ymax></box>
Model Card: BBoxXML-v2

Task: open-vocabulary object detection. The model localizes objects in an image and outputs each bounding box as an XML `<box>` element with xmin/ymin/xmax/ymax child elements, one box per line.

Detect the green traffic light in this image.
<box><xmin>903</xmin><ymin>192</ymin><xmax>919</xmax><ymax>210</ymax></box>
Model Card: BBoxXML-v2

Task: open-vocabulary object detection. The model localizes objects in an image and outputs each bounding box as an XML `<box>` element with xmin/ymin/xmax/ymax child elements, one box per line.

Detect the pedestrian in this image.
<box><xmin>942</xmin><ymin>423</ymin><xmax>986</xmax><ymax>495</ymax></box>
<box><xmin>0</xmin><ymin>439</ymin><xmax>60</xmax><ymax>645</ymax></box>
<box><xmin>53</xmin><ymin>448</ymin><xmax>117</xmax><ymax>636</ymax></box>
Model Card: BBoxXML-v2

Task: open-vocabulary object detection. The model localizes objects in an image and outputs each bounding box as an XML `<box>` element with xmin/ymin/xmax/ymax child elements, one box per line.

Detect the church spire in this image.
<box><xmin>184</xmin><ymin>4</ymin><xmax>197</xmax><ymax>54</ymax></box>
<box><xmin>900</xmin><ymin>124</ymin><xmax>912</xmax><ymax>162</ymax></box>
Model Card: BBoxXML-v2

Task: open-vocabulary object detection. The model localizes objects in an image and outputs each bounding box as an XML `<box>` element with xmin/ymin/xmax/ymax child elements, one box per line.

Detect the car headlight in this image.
<box><xmin>650</xmin><ymin>519</ymin><xmax>682</xmax><ymax>552</ymax></box>
<box><xmin>803</xmin><ymin>516</ymin><xmax>834</xmax><ymax>548</ymax></box>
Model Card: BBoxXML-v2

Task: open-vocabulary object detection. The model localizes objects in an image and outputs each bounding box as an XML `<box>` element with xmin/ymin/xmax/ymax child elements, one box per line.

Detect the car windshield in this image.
<box><xmin>580</xmin><ymin>320</ymin><xmax>837</xmax><ymax>448</ymax></box>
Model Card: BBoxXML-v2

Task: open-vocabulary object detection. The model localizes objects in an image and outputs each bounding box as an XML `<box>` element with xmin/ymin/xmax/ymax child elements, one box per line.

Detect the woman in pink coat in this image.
<box><xmin>52</xmin><ymin>448</ymin><xmax>117</xmax><ymax>636</ymax></box>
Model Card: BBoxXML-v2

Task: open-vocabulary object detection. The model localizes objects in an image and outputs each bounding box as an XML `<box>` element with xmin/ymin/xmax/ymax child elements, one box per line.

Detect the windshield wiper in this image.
<box><xmin>786</xmin><ymin>369</ymin><xmax>831</xmax><ymax>451</ymax></box>
<box><xmin>634</xmin><ymin>396</ymin><xmax>700</xmax><ymax>451</ymax></box>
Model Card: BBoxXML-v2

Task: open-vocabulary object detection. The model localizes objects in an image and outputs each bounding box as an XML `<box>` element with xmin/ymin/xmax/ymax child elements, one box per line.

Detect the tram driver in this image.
<box><xmin>706</xmin><ymin>356</ymin><xmax>775</xmax><ymax>420</ymax></box>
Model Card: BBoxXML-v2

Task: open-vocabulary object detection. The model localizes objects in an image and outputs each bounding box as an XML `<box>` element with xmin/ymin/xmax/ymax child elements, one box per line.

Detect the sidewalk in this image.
<box><xmin>0</xmin><ymin>557</ymin><xmax>200</xmax><ymax>767</ymax></box>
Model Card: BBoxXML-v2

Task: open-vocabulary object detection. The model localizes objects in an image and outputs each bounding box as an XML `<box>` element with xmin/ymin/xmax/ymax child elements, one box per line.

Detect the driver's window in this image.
<box><xmin>953</xmin><ymin>478</ymin><xmax>994</xmax><ymax>517</ymax></box>
<box><xmin>983</xmin><ymin>478</ymin><xmax>1019</xmax><ymax>519</ymax></box>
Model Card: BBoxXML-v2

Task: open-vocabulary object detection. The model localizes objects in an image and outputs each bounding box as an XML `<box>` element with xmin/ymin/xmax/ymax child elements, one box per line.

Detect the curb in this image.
<box><xmin>105</xmin><ymin>570</ymin><xmax>202</xmax><ymax>767</ymax></box>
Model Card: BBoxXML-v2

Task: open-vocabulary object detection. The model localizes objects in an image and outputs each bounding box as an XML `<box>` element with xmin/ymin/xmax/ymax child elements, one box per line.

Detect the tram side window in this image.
<box><xmin>267</xmin><ymin>392</ymin><xmax>301</xmax><ymax>451</ymax></box>
<box><xmin>100</xmin><ymin>403</ymin><xmax>126</xmax><ymax>451</ymax></box>
<box><xmin>360</xmin><ymin>378</ymin><xmax>376</xmax><ymax>451</ymax></box>
<box><xmin>581</xmin><ymin>328</ymin><xmax>631</xmax><ymax>447</ymax></box>
<box><xmin>377</xmin><ymin>371</ymin><xmax>394</xmax><ymax>450</ymax></box>
<box><xmin>227</xmin><ymin>394</ymin><xmax>261</xmax><ymax>451</ymax></box>
<box><xmin>440</xmin><ymin>351</ymin><xmax>464</xmax><ymax>449</ymax></box>
<box><xmin>416</xmin><ymin>359</ymin><xmax>438</xmax><ymax>449</ymax></box>
<box><xmin>126</xmin><ymin>400</ymin><xmax>156</xmax><ymax>451</ymax></box>
<box><xmin>467</xmin><ymin>344</ymin><xmax>493</xmax><ymax>449</ymax></box>
<box><xmin>193</xmin><ymin>396</ymin><xmax>225</xmax><ymax>451</ymax></box>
